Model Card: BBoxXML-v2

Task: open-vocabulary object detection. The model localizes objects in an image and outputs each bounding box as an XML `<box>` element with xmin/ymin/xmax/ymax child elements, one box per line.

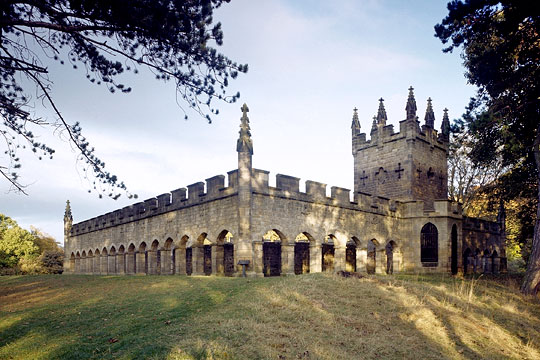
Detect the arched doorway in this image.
<box><xmin>94</xmin><ymin>249</ymin><xmax>100</xmax><ymax>274</ymax></box>
<box><xmin>262</xmin><ymin>230</ymin><xmax>283</xmax><ymax>277</ymax></box>
<box><xmin>322</xmin><ymin>235</ymin><xmax>336</xmax><ymax>272</ymax></box>
<box><xmin>421</xmin><ymin>223</ymin><xmax>438</xmax><ymax>267</ymax></box>
<box><xmin>117</xmin><ymin>245</ymin><xmax>125</xmax><ymax>274</ymax></box>
<box><xmin>179</xmin><ymin>235</ymin><xmax>190</xmax><ymax>275</ymax></box>
<box><xmin>367</xmin><ymin>239</ymin><xmax>377</xmax><ymax>274</ymax></box>
<box><xmin>81</xmin><ymin>251</ymin><xmax>87</xmax><ymax>274</ymax></box>
<box><xmin>137</xmin><ymin>242</ymin><xmax>147</xmax><ymax>274</ymax></box>
<box><xmin>149</xmin><ymin>240</ymin><xmax>160</xmax><ymax>275</ymax></box>
<box><xmin>70</xmin><ymin>253</ymin><xmax>75</xmax><ymax>273</ymax></box>
<box><xmin>217</xmin><ymin>230</ymin><xmax>235</xmax><ymax>276</ymax></box>
<box><xmin>109</xmin><ymin>246</ymin><xmax>117</xmax><ymax>274</ymax></box>
<box><xmin>385</xmin><ymin>241</ymin><xmax>398</xmax><ymax>274</ymax></box>
<box><xmin>294</xmin><ymin>233</ymin><xmax>310</xmax><ymax>275</ymax></box>
<box><xmin>196</xmin><ymin>233</ymin><xmax>212</xmax><ymax>276</ymax></box>
<box><xmin>127</xmin><ymin>244</ymin><xmax>136</xmax><ymax>274</ymax></box>
<box><xmin>101</xmin><ymin>248</ymin><xmax>108</xmax><ymax>274</ymax></box>
<box><xmin>483</xmin><ymin>249</ymin><xmax>491</xmax><ymax>273</ymax></box>
<box><xmin>87</xmin><ymin>250</ymin><xmax>94</xmax><ymax>274</ymax></box>
<box><xmin>162</xmin><ymin>238</ymin><xmax>173</xmax><ymax>275</ymax></box>
<box><xmin>346</xmin><ymin>237</ymin><xmax>359</xmax><ymax>272</ymax></box>
<box><xmin>491</xmin><ymin>250</ymin><xmax>499</xmax><ymax>274</ymax></box>
<box><xmin>451</xmin><ymin>225</ymin><xmax>458</xmax><ymax>274</ymax></box>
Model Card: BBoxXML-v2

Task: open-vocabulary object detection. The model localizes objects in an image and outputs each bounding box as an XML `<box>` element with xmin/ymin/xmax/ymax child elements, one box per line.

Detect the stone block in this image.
<box><xmin>306</xmin><ymin>180</ymin><xmax>326</xmax><ymax>200</ymax></box>
<box><xmin>187</xmin><ymin>182</ymin><xmax>205</xmax><ymax>202</ymax></box>
<box><xmin>157</xmin><ymin>193</ymin><xmax>171</xmax><ymax>208</ymax></box>
<box><xmin>331</xmin><ymin>186</ymin><xmax>350</xmax><ymax>204</ymax></box>
<box><xmin>206</xmin><ymin>175</ymin><xmax>225</xmax><ymax>196</ymax></box>
<box><xmin>252</xmin><ymin>169</ymin><xmax>270</xmax><ymax>192</ymax></box>
<box><xmin>276</xmin><ymin>174</ymin><xmax>300</xmax><ymax>193</ymax></box>
<box><xmin>171</xmin><ymin>188</ymin><xmax>187</xmax><ymax>204</ymax></box>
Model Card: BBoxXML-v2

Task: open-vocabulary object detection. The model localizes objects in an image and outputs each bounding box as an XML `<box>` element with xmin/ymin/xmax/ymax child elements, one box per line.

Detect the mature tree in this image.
<box><xmin>1</xmin><ymin>0</ymin><xmax>246</xmax><ymax>197</ymax></box>
<box><xmin>436</xmin><ymin>1</ymin><xmax>540</xmax><ymax>294</ymax></box>
<box><xmin>0</xmin><ymin>213</ymin><xmax>39</xmax><ymax>268</ymax></box>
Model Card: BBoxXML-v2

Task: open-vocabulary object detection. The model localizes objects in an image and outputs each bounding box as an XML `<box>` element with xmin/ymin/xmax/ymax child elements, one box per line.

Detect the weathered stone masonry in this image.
<box><xmin>64</xmin><ymin>88</ymin><xmax>506</xmax><ymax>276</ymax></box>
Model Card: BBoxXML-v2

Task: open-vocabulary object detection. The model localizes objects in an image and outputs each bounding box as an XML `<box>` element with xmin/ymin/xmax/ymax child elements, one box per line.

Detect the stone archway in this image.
<box><xmin>137</xmin><ymin>242</ymin><xmax>147</xmax><ymax>275</ymax></box>
<box><xmin>94</xmin><ymin>249</ymin><xmax>100</xmax><ymax>274</ymax></box>
<box><xmin>367</xmin><ymin>239</ymin><xmax>378</xmax><ymax>274</ymax></box>
<box><xmin>87</xmin><ymin>250</ymin><xmax>94</xmax><ymax>274</ymax></box>
<box><xmin>262</xmin><ymin>230</ymin><xmax>283</xmax><ymax>277</ymax></box>
<box><xmin>294</xmin><ymin>233</ymin><xmax>311</xmax><ymax>275</ymax></box>
<box><xmin>127</xmin><ymin>244</ymin><xmax>136</xmax><ymax>274</ymax></box>
<box><xmin>322</xmin><ymin>235</ymin><xmax>336</xmax><ymax>272</ymax></box>
<box><xmin>117</xmin><ymin>245</ymin><xmax>125</xmax><ymax>274</ymax></box>
<box><xmin>421</xmin><ymin>223</ymin><xmax>438</xmax><ymax>267</ymax></box>
<box><xmin>217</xmin><ymin>230</ymin><xmax>235</xmax><ymax>276</ymax></box>
<box><xmin>491</xmin><ymin>250</ymin><xmax>499</xmax><ymax>274</ymax></box>
<box><xmin>109</xmin><ymin>246</ymin><xmax>117</xmax><ymax>274</ymax></box>
<box><xmin>385</xmin><ymin>240</ymin><xmax>398</xmax><ymax>274</ymax></box>
<box><xmin>161</xmin><ymin>238</ymin><xmax>173</xmax><ymax>275</ymax></box>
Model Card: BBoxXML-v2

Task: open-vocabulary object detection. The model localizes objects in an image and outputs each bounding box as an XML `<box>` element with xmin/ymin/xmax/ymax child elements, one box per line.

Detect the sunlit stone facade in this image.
<box><xmin>64</xmin><ymin>89</ymin><xmax>506</xmax><ymax>277</ymax></box>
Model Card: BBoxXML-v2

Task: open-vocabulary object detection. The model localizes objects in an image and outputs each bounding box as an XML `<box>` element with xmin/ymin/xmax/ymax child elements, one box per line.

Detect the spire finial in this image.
<box><xmin>237</xmin><ymin>103</ymin><xmax>253</xmax><ymax>155</ymax></box>
<box><xmin>64</xmin><ymin>200</ymin><xmax>72</xmax><ymax>222</ymax></box>
<box><xmin>351</xmin><ymin>107</ymin><xmax>361</xmax><ymax>135</ymax></box>
<box><xmin>376</xmin><ymin>98</ymin><xmax>387</xmax><ymax>126</ymax></box>
<box><xmin>371</xmin><ymin>115</ymin><xmax>378</xmax><ymax>134</ymax></box>
<box><xmin>406</xmin><ymin>86</ymin><xmax>417</xmax><ymax>120</ymax></box>
<box><xmin>424</xmin><ymin>97</ymin><xmax>435</xmax><ymax>128</ymax></box>
<box><xmin>441</xmin><ymin>107</ymin><xmax>450</xmax><ymax>141</ymax></box>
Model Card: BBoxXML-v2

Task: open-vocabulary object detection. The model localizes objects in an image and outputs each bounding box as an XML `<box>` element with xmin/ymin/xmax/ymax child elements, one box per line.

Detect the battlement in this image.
<box><xmin>463</xmin><ymin>216</ymin><xmax>501</xmax><ymax>234</ymax></box>
<box><xmin>71</xmin><ymin>171</ymin><xmax>238</xmax><ymax>236</ymax></box>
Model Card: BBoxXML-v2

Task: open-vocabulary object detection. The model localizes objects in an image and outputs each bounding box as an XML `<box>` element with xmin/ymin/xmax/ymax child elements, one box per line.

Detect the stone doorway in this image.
<box><xmin>367</xmin><ymin>240</ymin><xmax>377</xmax><ymax>274</ymax></box>
<box><xmin>186</xmin><ymin>248</ymin><xmax>192</xmax><ymax>275</ymax></box>
<box><xmin>294</xmin><ymin>242</ymin><xmax>310</xmax><ymax>275</ymax></box>
<box><xmin>322</xmin><ymin>244</ymin><xmax>335</xmax><ymax>272</ymax></box>
<box><xmin>224</xmin><ymin>243</ymin><xmax>234</xmax><ymax>276</ymax></box>
<box><xmin>263</xmin><ymin>242</ymin><xmax>281</xmax><ymax>277</ymax></box>
<box><xmin>346</xmin><ymin>242</ymin><xmax>357</xmax><ymax>272</ymax></box>
<box><xmin>203</xmin><ymin>245</ymin><xmax>212</xmax><ymax>275</ymax></box>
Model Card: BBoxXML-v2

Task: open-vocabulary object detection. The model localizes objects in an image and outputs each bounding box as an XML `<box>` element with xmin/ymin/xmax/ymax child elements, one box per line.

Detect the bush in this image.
<box><xmin>39</xmin><ymin>251</ymin><xmax>64</xmax><ymax>274</ymax></box>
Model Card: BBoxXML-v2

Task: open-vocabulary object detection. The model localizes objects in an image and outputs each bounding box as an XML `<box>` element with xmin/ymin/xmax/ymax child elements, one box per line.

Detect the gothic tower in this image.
<box><xmin>352</xmin><ymin>87</ymin><xmax>449</xmax><ymax>203</ymax></box>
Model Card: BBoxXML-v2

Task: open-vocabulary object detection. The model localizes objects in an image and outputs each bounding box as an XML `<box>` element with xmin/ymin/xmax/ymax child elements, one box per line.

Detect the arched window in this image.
<box><xmin>421</xmin><ymin>223</ymin><xmax>438</xmax><ymax>266</ymax></box>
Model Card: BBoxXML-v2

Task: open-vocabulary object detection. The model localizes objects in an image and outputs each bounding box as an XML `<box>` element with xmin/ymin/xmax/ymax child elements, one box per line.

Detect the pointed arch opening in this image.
<box><xmin>217</xmin><ymin>230</ymin><xmax>235</xmax><ymax>276</ymax></box>
<box><xmin>421</xmin><ymin>223</ymin><xmax>438</xmax><ymax>267</ymax></box>
<box><xmin>196</xmin><ymin>233</ymin><xmax>212</xmax><ymax>276</ymax></box>
<box><xmin>294</xmin><ymin>232</ymin><xmax>312</xmax><ymax>275</ymax></box>
<box><xmin>262</xmin><ymin>229</ymin><xmax>283</xmax><ymax>277</ymax></box>
<box><xmin>117</xmin><ymin>245</ymin><xmax>126</xmax><ymax>274</ymax></box>
<box><xmin>138</xmin><ymin>242</ymin><xmax>147</xmax><ymax>274</ymax></box>
<box><xmin>161</xmin><ymin>238</ymin><xmax>174</xmax><ymax>275</ymax></box>
<box><xmin>88</xmin><ymin>250</ymin><xmax>94</xmax><ymax>274</ymax></box>
<box><xmin>367</xmin><ymin>239</ymin><xmax>378</xmax><ymax>274</ymax></box>
<box><xmin>322</xmin><ymin>235</ymin><xmax>336</xmax><ymax>272</ymax></box>
<box><xmin>127</xmin><ymin>243</ymin><xmax>136</xmax><ymax>274</ymax></box>
<box><xmin>385</xmin><ymin>240</ymin><xmax>398</xmax><ymax>274</ymax></box>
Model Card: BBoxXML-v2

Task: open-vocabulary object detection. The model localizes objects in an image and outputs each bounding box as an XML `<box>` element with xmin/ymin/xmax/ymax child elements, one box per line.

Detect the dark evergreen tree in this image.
<box><xmin>435</xmin><ymin>1</ymin><xmax>540</xmax><ymax>294</ymax></box>
<box><xmin>1</xmin><ymin>0</ymin><xmax>247</xmax><ymax>197</ymax></box>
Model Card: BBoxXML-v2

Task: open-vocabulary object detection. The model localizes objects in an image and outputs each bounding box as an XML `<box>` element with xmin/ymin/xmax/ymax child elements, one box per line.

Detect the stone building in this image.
<box><xmin>63</xmin><ymin>88</ymin><xmax>506</xmax><ymax>277</ymax></box>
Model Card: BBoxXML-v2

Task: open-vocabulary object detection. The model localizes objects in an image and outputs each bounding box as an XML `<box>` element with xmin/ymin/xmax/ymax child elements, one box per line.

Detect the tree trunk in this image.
<box><xmin>520</xmin><ymin>125</ymin><xmax>540</xmax><ymax>295</ymax></box>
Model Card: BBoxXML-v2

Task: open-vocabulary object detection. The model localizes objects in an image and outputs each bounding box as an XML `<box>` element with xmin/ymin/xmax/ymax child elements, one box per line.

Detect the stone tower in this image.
<box><xmin>352</xmin><ymin>87</ymin><xmax>449</xmax><ymax>203</ymax></box>
<box><xmin>64</xmin><ymin>200</ymin><xmax>73</xmax><ymax>243</ymax></box>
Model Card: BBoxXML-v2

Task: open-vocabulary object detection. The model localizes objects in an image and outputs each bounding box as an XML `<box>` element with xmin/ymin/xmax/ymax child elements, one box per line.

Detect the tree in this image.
<box><xmin>0</xmin><ymin>214</ymin><xmax>39</xmax><ymax>269</ymax></box>
<box><xmin>1</xmin><ymin>0</ymin><xmax>247</xmax><ymax>197</ymax></box>
<box><xmin>435</xmin><ymin>1</ymin><xmax>540</xmax><ymax>294</ymax></box>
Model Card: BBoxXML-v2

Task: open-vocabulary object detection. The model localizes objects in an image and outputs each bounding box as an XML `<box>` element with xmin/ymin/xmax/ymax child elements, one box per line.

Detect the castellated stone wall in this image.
<box><xmin>64</xmin><ymin>98</ymin><xmax>505</xmax><ymax>277</ymax></box>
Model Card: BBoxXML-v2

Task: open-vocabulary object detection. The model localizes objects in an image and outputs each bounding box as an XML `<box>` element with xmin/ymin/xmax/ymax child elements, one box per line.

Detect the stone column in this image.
<box><xmin>376</xmin><ymin>250</ymin><xmax>385</xmax><ymax>274</ymax></box>
<box><xmin>108</xmin><ymin>255</ymin><xmax>116</xmax><ymax>274</ymax></box>
<box><xmin>356</xmin><ymin>248</ymin><xmax>367</xmax><ymax>273</ymax></box>
<box><xmin>192</xmin><ymin>245</ymin><xmax>203</xmax><ymax>275</ymax></box>
<box><xmin>334</xmin><ymin>246</ymin><xmax>346</xmax><ymax>272</ymax></box>
<box><xmin>252</xmin><ymin>241</ymin><xmax>263</xmax><ymax>276</ymax></box>
<box><xmin>281</xmin><ymin>244</ymin><xmax>295</xmax><ymax>275</ymax></box>
<box><xmin>215</xmin><ymin>245</ymin><xmax>224</xmax><ymax>275</ymax></box>
<box><xmin>126</xmin><ymin>253</ymin><xmax>135</xmax><ymax>274</ymax></box>
<box><xmin>310</xmin><ymin>244</ymin><xmax>322</xmax><ymax>273</ymax></box>
<box><xmin>117</xmin><ymin>254</ymin><xmax>125</xmax><ymax>275</ymax></box>
<box><xmin>176</xmin><ymin>248</ymin><xmax>186</xmax><ymax>275</ymax></box>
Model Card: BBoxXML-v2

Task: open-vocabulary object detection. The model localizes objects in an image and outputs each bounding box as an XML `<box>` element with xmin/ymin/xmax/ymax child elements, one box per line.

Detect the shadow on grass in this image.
<box><xmin>1</xmin><ymin>273</ymin><xmax>539</xmax><ymax>359</ymax></box>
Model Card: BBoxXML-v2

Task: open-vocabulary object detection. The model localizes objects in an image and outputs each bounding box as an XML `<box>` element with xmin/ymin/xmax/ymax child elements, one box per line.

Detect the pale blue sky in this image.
<box><xmin>1</xmin><ymin>0</ymin><xmax>475</xmax><ymax>244</ymax></box>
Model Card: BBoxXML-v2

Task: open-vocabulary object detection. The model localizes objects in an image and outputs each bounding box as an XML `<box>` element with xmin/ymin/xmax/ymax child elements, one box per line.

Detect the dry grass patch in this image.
<box><xmin>0</xmin><ymin>273</ymin><xmax>539</xmax><ymax>359</ymax></box>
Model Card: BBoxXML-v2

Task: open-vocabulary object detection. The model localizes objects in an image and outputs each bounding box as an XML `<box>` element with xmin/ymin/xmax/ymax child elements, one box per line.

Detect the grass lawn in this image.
<box><xmin>1</xmin><ymin>273</ymin><xmax>539</xmax><ymax>359</ymax></box>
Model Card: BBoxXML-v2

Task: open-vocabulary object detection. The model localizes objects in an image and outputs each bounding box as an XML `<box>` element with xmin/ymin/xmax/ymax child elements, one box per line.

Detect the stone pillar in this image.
<box><xmin>192</xmin><ymin>245</ymin><xmax>203</xmax><ymax>275</ymax></box>
<box><xmin>334</xmin><ymin>246</ymin><xmax>346</xmax><ymax>272</ymax></box>
<box><xmin>376</xmin><ymin>250</ymin><xmax>385</xmax><ymax>274</ymax></box>
<box><xmin>100</xmin><ymin>255</ymin><xmax>107</xmax><ymax>274</ymax></box>
<box><xmin>176</xmin><ymin>248</ymin><xmax>186</xmax><ymax>275</ymax></box>
<box><xmin>356</xmin><ymin>248</ymin><xmax>367</xmax><ymax>273</ymax></box>
<box><xmin>136</xmin><ymin>251</ymin><xmax>146</xmax><ymax>274</ymax></box>
<box><xmin>108</xmin><ymin>255</ymin><xmax>116</xmax><ymax>274</ymax></box>
<box><xmin>117</xmin><ymin>254</ymin><xmax>125</xmax><ymax>274</ymax></box>
<box><xmin>252</xmin><ymin>241</ymin><xmax>263</xmax><ymax>276</ymax></box>
<box><xmin>310</xmin><ymin>244</ymin><xmax>322</xmax><ymax>273</ymax></box>
<box><xmin>126</xmin><ymin>253</ymin><xmax>135</xmax><ymax>274</ymax></box>
<box><xmin>282</xmin><ymin>244</ymin><xmax>295</xmax><ymax>275</ymax></box>
<box><xmin>161</xmin><ymin>250</ymin><xmax>172</xmax><ymax>275</ymax></box>
<box><xmin>236</xmin><ymin>104</ymin><xmax>255</xmax><ymax>276</ymax></box>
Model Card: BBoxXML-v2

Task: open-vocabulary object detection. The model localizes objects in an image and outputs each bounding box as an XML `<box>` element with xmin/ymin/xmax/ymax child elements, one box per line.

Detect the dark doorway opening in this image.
<box><xmin>263</xmin><ymin>242</ymin><xmax>281</xmax><ymax>277</ymax></box>
<box><xmin>224</xmin><ymin>243</ymin><xmax>234</xmax><ymax>276</ymax></box>
<box><xmin>346</xmin><ymin>243</ymin><xmax>357</xmax><ymax>272</ymax></box>
<box><xmin>203</xmin><ymin>245</ymin><xmax>212</xmax><ymax>275</ymax></box>
<box><xmin>294</xmin><ymin>242</ymin><xmax>310</xmax><ymax>275</ymax></box>
<box><xmin>451</xmin><ymin>225</ymin><xmax>458</xmax><ymax>274</ymax></box>
<box><xmin>322</xmin><ymin>244</ymin><xmax>335</xmax><ymax>272</ymax></box>
<box><xmin>186</xmin><ymin>248</ymin><xmax>192</xmax><ymax>275</ymax></box>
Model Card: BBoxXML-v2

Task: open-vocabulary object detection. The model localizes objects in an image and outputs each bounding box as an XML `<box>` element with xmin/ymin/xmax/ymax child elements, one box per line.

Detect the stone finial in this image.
<box><xmin>236</xmin><ymin>103</ymin><xmax>253</xmax><ymax>155</ymax></box>
<box><xmin>64</xmin><ymin>200</ymin><xmax>73</xmax><ymax>223</ymax></box>
<box><xmin>376</xmin><ymin>98</ymin><xmax>387</xmax><ymax>126</ymax></box>
<box><xmin>441</xmin><ymin>108</ymin><xmax>450</xmax><ymax>141</ymax></box>
<box><xmin>424</xmin><ymin>98</ymin><xmax>435</xmax><ymax>128</ymax></box>
<box><xmin>406</xmin><ymin>86</ymin><xmax>417</xmax><ymax>120</ymax></box>
<box><xmin>351</xmin><ymin>107</ymin><xmax>361</xmax><ymax>135</ymax></box>
<box><xmin>370</xmin><ymin>115</ymin><xmax>378</xmax><ymax>134</ymax></box>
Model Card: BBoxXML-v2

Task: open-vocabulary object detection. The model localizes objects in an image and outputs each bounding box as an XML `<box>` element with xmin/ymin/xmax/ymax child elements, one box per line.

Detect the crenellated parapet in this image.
<box><xmin>70</xmin><ymin>171</ymin><xmax>238</xmax><ymax>236</ymax></box>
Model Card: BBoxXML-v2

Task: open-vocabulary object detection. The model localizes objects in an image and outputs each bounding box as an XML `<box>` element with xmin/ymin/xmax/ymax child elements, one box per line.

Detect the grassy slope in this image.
<box><xmin>0</xmin><ymin>273</ymin><xmax>539</xmax><ymax>360</ymax></box>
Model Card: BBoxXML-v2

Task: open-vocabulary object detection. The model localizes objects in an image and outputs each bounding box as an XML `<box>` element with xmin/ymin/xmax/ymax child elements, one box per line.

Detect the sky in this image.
<box><xmin>1</xmin><ymin>0</ymin><xmax>476</xmax><ymax>244</ymax></box>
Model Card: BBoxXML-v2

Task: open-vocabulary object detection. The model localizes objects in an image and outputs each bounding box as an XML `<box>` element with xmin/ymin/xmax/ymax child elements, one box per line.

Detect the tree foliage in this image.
<box><xmin>1</xmin><ymin>0</ymin><xmax>246</xmax><ymax>197</ymax></box>
<box><xmin>436</xmin><ymin>0</ymin><xmax>540</xmax><ymax>294</ymax></box>
<box><xmin>0</xmin><ymin>214</ymin><xmax>39</xmax><ymax>268</ymax></box>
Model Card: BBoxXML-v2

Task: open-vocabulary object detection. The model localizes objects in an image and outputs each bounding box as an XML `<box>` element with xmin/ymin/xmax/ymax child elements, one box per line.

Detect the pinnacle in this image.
<box><xmin>424</xmin><ymin>97</ymin><xmax>435</xmax><ymax>128</ymax></box>
<box><xmin>406</xmin><ymin>85</ymin><xmax>417</xmax><ymax>120</ymax></box>
<box><xmin>376</xmin><ymin>98</ymin><xmax>387</xmax><ymax>125</ymax></box>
